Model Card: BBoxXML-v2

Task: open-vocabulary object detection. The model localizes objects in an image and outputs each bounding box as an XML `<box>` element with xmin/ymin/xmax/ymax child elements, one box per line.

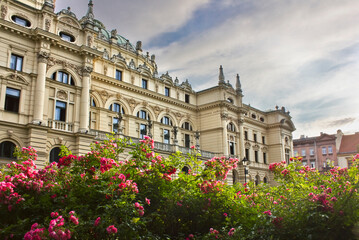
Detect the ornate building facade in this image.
<box><xmin>0</xmin><ymin>0</ymin><xmax>295</xmax><ymax>184</ymax></box>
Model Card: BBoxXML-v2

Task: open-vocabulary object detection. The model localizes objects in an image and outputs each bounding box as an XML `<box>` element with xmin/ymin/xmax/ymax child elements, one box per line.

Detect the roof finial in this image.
<box><xmin>218</xmin><ymin>65</ymin><xmax>225</xmax><ymax>85</ymax></box>
<box><xmin>236</xmin><ymin>73</ymin><xmax>242</xmax><ymax>94</ymax></box>
<box><xmin>86</xmin><ymin>0</ymin><xmax>94</xmax><ymax>20</ymax></box>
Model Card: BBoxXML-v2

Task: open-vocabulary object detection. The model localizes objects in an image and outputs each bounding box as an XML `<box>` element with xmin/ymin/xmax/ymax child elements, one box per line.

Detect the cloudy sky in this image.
<box><xmin>55</xmin><ymin>0</ymin><xmax>359</xmax><ymax>138</ymax></box>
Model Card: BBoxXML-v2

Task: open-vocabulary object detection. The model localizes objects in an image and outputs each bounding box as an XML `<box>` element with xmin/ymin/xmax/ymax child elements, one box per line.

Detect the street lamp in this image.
<box><xmin>242</xmin><ymin>156</ymin><xmax>249</xmax><ymax>184</ymax></box>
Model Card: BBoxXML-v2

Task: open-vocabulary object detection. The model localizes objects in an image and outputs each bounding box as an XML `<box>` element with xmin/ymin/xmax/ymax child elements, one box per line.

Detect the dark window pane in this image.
<box><xmin>49</xmin><ymin>147</ymin><xmax>61</xmax><ymax>163</ymax></box>
<box><xmin>116</xmin><ymin>70</ymin><xmax>122</xmax><ymax>80</ymax></box>
<box><xmin>185</xmin><ymin>134</ymin><xmax>190</xmax><ymax>148</ymax></box>
<box><xmin>10</xmin><ymin>54</ymin><xmax>23</xmax><ymax>71</ymax></box>
<box><xmin>5</xmin><ymin>88</ymin><xmax>20</xmax><ymax>113</ymax></box>
<box><xmin>55</xmin><ymin>101</ymin><xmax>66</xmax><ymax>121</ymax></box>
<box><xmin>0</xmin><ymin>141</ymin><xmax>16</xmax><ymax>159</ymax></box>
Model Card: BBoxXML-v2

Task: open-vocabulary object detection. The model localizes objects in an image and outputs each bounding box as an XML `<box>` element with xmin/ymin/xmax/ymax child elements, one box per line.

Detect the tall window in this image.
<box><xmin>245</xmin><ymin>148</ymin><xmax>250</xmax><ymax>161</ymax></box>
<box><xmin>285</xmin><ymin>149</ymin><xmax>290</xmax><ymax>164</ymax></box>
<box><xmin>294</xmin><ymin>150</ymin><xmax>298</xmax><ymax>156</ymax></box>
<box><xmin>142</xmin><ymin>79</ymin><xmax>148</xmax><ymax>89</ymax></box>
<box><xmin>112</xmin><ymin>117</ymin><xmax>120</xmax><ymax>133</ymax></box>
<box><xmin>310</xmin><ymin>148</ymin><xmax>314</xmax><ymax>156</ymax></box>
<box><xmin>10</xmin><ymin>54</ymin><xmax>23</xmax><ymax>71</ymax></box>
<box><xmin>115</xmin><ymin>70</ymin><xmax>122</xmax><ymax>80</ymax></box>
<box><xmin>328</xmin><ymin>146</ymin><xmax>333</xmax><ymax>154</ymax></box>
<box><xmin>140</xmin><ymin>124</ymin><xmax>147</xmax><ymax>139</ymax></box>
<box><xmin>0</xmin><ymin>141</ymin><xmax>16</xmax><ymax>159</ymax></box>
<box><xmin>55</xmin><ymin>101</ymin><xmax>66</xmax><ymax>121</ymax></box>
<box><xmin>301</xmin><ymin>149</ymin><xmax>306</xmax><ymax>157</ymax></box>
<box><xmin>11</xmin><ymin>15</ymin><xmax>31</xmax><ymax>27</ymax></box>
<box><xmin>253</xmin><ymin>134</ymin><xmax>257</xmax><ymax>142</ymax></box>
<box><xmin>229</xmin><ymin>142</ymin><xmax>235</xmax><ymax>155</ymax></box>
<box><xmin>5</xmin><ymin>88</ymin><xmax>20</xmax><ymax>113</ymax></box>
<box><xmin>163</xmin><ymin>129</ymin><xmax>170</xmax><ymax>144</ymax></box>
<box><xmin>262</xmin><ymin>136</ymin><xmax>266</xmax><ymax>144</ymax></box>
<box><xmin>49</xmin><ymin>147</ymin><xmax>61</xmax><ymax>163</ymax></box>
<box><xmin>310</xmin><ymin>161</ymin><xmax>315</xmax><ymax>168</ymax></box>
<box><xmin>322</xmin><ymin>147</ymin><xmax>327</xmax><ymax>155</ymax></box>
<box><xmin>255</xmin><ymin>151</ymin><xmax>259</xmax><ymax>162</ymax></box>
<box><xmin>161</xmin><ymin>116</ymin><xmax>172</xmax><ymax>126</ymax></box>
<box><xmin>185</xmin><ymin>134</ymin><xmax>190</xmax><ymax>148</ymax></box>
<box><xmin>165</xmin><ymin>87</ymin><xmax>170</xmax><ymax>97</ymax></box>
<box><xmin>51</xmin><ymin>71</ymin><xmax>75</xmax><ymax>85</ymax></box>
<box><xmin>185</xmin><ymin>94</ymin><xmax>190</xmax><ymax>103</ymax></box>
<box><xmin>137</xmin><ymin>110</ymin><xmax>150</xmax><ymax>120</ymax></box>
<box><xmin>263</xmin><ymin>152</ymin><xmax>267</xmax><ymax>164</ymax></box>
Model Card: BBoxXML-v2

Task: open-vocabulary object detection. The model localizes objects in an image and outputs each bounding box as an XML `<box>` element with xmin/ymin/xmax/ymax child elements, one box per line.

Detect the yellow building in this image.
<box><xmin>0</xmin><ymin>0</ymin><xmax>295</xmax><ymax>184</ymax></box>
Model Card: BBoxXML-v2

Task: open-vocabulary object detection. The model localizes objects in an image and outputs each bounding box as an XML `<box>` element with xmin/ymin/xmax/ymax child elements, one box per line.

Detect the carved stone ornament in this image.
<box><xmin>45</xmin><ymin>19</ymin><xmax>51</xmax><ymax>31</ymax></box>
<box><xmin>253</xmin><ymin>144</ymin><xmax>260</xmax><ymax>151</ymax></box>
<box><xmin>221</xmin><ymin>113</ymin><xmax>228</xmax><ymax>120</ymax></box>
<box><xmin>82</xmin><ymin>66</ymin><xmax>93</xmax><ymax>76</ymax></box>
<box><xmin>155</xmin><ymin>84</ymin><xmax>159</xmax><ymax>93</ymax></box>
<box><xmin>175</xmin><ymin>112</ymin><xmax>182</xmax><ymax>122</ymax></box>
<box><xmin>244</xmin><ymin>142</ymin><xmax>251</xmax><ymax>149</ymax></box>
<box><xmin>128</xmin><ymin>59</ymin><xmax>136</xmax><ymax>70</ymax></box>
<box><xmin>127</xmin><ymin>98</ymin><xmax>137</xmax><ymax>112</ymax></box>
<box><xmin>103</xmin><ymin>65</ymin><xmax>107</xmax><ymax>75</ymax></box>
<box><xmin>46</xmin><ymin>58</ymin><xmax>82</xmax><ymax>76</ymax></box>
<box><xmin>142</xmin><ymin>101</ymin><xmax>148</xmax><ymax>107</ymax></box>
<box><xmin>131</xmin><ymin>76</ymin><xmax>135</xmax><ymax>84</ymax></box>
<box><xmin>261</xmin><ymin>147</ymin><xmax>268</xmax><ymax>153</ymax></box>
<box><xmin>100</xmin><ymin>90</ymin><xmax>109</xmax><ymax>104</ymax></box>
<box><xmin>38</xmin><ymin>51</ymin><xmax>50</xmax><ymax>63</ymax></box>
<box><xmin>87</xmin><ymin>35</ymin><xmax>93</xmax><ymax>47</ymax></box>
<box><xmin>238</xmin><ymin>118</ymin><xmax>244</xmax><ymax>124</ymax></box>
<box><xmin>116</xmin><ymin>93</ymin><xmax>122</xmax><ymax>100</ymax></box>
<box><xmin>165</xmin><ymin>107</ymin><xmax>171</xmax><ymax>114</ymax></box>
<box><xmin>57</xmin><ymin>90</ymin><xmax>68</xmax><ymax>100</ymax></box>
<box><xmin>1</xmin><ymin>5</ymin><xmax>7</xmax><ymax>19</ymax></box>
<box><xmin>7</xmin><ymin>130</ymin><xmax>13</xmax><ymax>137</ymax></box>
<box><xmin>152</xmin><ymin>105</ymin><xmax>162</xmax><ymax>118</ymax></box>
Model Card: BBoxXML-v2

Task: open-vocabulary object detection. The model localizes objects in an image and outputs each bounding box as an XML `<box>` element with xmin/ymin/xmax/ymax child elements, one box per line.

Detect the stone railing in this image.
<box><xmin>48</xmin><ymin>120</ymin><xmax>73</xmax><ymax>132</ymax></box>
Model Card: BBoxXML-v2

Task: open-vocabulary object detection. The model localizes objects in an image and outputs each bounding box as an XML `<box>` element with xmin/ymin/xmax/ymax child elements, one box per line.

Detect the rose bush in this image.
<box><xmin>0</xmin><ymin>136</ymin><xmax>358</xmax><ymax>239</ymax></box>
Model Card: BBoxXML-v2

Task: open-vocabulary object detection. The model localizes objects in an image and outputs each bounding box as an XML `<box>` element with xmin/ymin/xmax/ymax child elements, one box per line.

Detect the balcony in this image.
<box><xmin>48</xmin><ymin>120</ymin><xmax>73</xmax><ymax>132</ymax></box>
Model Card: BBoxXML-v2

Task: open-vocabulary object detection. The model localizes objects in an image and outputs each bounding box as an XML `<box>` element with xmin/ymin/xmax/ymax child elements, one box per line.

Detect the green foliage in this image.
<box><xmin>1</xmin><ymin>138</ymin><xmax>359</xmax><ymax>240</ymax></box>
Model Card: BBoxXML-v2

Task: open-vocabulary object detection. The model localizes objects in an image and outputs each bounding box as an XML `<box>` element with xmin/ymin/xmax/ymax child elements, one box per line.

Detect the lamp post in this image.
<box><xmin>147</xmin><ymin>119</ymin><xmax>152</xmax><ymax>138</ymax></box>
<box><xmin>242</xmin><ymin>156</ymin><xmax>249</xmax><ymax>184</ymax></box>
<box><xmin>117</xmin><ymin>112</ymin><xmax>123</xmax><ymax>135</ymax></box>
<box><xmin>172</xmin><ymin>126</ymin><xmax>178</xmax><ymax>145</ymax></box>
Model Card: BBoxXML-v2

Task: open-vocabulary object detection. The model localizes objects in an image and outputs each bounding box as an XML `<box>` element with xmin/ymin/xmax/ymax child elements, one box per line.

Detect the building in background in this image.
<box><xmin>0</xmin><ymin>0</ymin><xmax>295</xmax><ymax>184</ymax></box>
<box><xmin>294</xmin><ymin>130</ymin><xmax>359</xmax><ymax>171</ymax></box>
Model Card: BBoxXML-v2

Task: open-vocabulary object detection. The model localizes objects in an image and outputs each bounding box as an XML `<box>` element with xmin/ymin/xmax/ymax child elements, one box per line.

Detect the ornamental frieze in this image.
<box><xmin>56</xmin><ymin>90</ymin><xmax>68</xmax><ymax>100</ymax></box>
<box><xmin>46</xmin><ymin>58</ymin><xmax>83</xmax><ymax>76</ymax></box>
<box><xmin>1</xmin><ymin>5</ymin><xmax>7</xmax><ymax>19</ymax></box>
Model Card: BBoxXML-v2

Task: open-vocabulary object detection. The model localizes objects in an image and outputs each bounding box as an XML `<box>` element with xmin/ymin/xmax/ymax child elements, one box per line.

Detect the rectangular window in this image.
<box><xmin>263</xmin><ymin>152</ymin><xmax>267</xmax><ymax>164</ymax></box>
<box><xmin>163</xmin><ymin>129</ymin><xmax>170</xmax><ymax>144</ymax></box>
<box><xmin>142</xmin><ymin>79</ymin><xmax>148</xmax><ymax>89</ymax></box>
<box><xmin>140</xmin><ymin>124</ymin><xmax>147</xmax><ymax>139</ymax></box>
<box><xmin>185</xmin><ymin>94</ymin><xmax>190</xmax><ymax>103</ymax></box>
<box><xmin>255</xmin><ymin>150</ymin><xmax>258</xmax><ymax>163</ymax></box>
<box><xmin>10</xmin><ymin>54</ymin><xmax>23</xmax><ymax>71</ymax></box>
<box><xmin>185</xmin><ymin>134</ymin><xmax>190</xmax><ymax>148</ymax></box>
<box><xmin>301</xmin><ymin>149</ymin><xmax>306</xmax><ymax>157</ymax></box>
<box><xmin>245</xmin><ymin>148</ymin><xmax>250</xmax><ymax>161</ymax></box>
<box><xmin>310</xmin><ymin>148</ymin><xmax>314</xmax><ymax>156</ymax></box>
<box><xmin>244</xmin><ymin>131</ymin><xmax>248</xmax><ymax>140</ymax></box>
<box><xmin>253</xmin><ymin>134</ymin><xmax>257</xmax><ymax>142</ymax></box>
<box><xmin>328</xmin><ymin>146</ymin><xmax>333</xmax><ymax>154</ymax></box>
<box><xmin>165</xmin><ymin>87</ymin><xmax>170</xmax><ymax>97</ymax></box>
<box><xmin>5</xmin><ymin>88</ymin><xmax>20</xmax><ymax>113</ymax></box>
<box><xmin>55</xmin><ymin>101</ymin><xmax>66</xmax><ymax>121</ymax></box>
<box><xmin>229</xmin><ymin>142</ymin><xmax>235</xmax><ymax>155</ymax></box>
<box><xmin>294</xmin><ymin>150</ymin><xmax>298</xmax><ymax>156</ymax></box>
<box><xmin>322</xmin><ymin>147</ymin><xmax>327</xmax><ymax>155</ymax></box>
<box><xmin>311</xmin><ymin>161</ymin><xmax>315</xmax><ymax>168</ymax></box>
<box><xmin>113</xmin><ymin>117</ymin><xmax>119</xmax><ymax>133</ymax></box>
<box><xmin>262</xmin><ymin>136</ymin><xmax>265</xmax><ymax>144</ymax></box>
<box><xmin>115</xmin><ymin>70</ymin><xmax>122</xmax><ymax>81</ymax></box>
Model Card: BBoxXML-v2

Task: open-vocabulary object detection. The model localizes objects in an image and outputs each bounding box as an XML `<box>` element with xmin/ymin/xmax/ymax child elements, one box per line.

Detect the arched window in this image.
<box><xmin>137</xmin><ymin>110</ymin><xmax>150</xmax><ymax>120</ymax></box>
<box><xmin>109</xmin><ymin>103</ymin><xmax>125</xmax><ymax>114</ymax></box>
<box><xmin>161</xmin><ymin>116</ymin><xmax>173</xmax><ymax>126</ymax></box>
<box><xmin>255</xmin><ymin>175</ymin><xmax>260</xmax><ymax>186</ymax></box>
<box><xmin>181</xmin><ymin>122</ymin><xmax>192</xmax><ymax>131</ymax></box>
<box><xmin>0</xmin><ymin>141</ymin><xmax>17</xmax><ymax>159</ymax></box>
<box><xmin>49</xmin><ymin>147</ymin><xmax>61</xmax><ymax>163</ymax></box>
<box><xmin>227</xmin><ymin>98</ymin><xmax>234</xmax><ymax>104</ymax></box>
<box><xmin>51</xmin><ymin>71</ymin><xmax>75</xmax><ymax>85</ymax></box>
<box><xmin>227</xmin><ymin>122</ymin><xmax>236</xmax><ymax>132</ymax></box>
<box><xmin>91</xmin><ymin>97</ymin><xmax>97</xmax><ymax>107</ymax></box>
<box><xmin>263</xmin><ymin>177</ymin><xmax>268</xmax><ymax>184</ymax></box>
<box><xmin>181</xmin><ymin>166</ymin><xmax>189</xmax><ymax>174</ymax></box>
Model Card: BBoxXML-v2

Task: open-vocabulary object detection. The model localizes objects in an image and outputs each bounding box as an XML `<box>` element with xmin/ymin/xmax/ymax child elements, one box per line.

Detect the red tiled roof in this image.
<box><xmin>339</xmin><ymin>133</ymin><xmax>359</xmax><ymax>154</ymax></box>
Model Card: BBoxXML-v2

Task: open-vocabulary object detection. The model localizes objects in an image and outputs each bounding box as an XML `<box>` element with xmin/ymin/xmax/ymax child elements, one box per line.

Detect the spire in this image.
<box><xmin>218</xmin><ymin>65</ymin><xmax>225</xmax><ymax>85</ymax></box>
<box><xmin>86</xmin><ymin>0</ymin><xmax>94</xmax><ymax>21</ymax></box>
<box><xmin>236</xmin><ymin>74</ymin><xmax>242</xmax><ymax>92</ymax></box>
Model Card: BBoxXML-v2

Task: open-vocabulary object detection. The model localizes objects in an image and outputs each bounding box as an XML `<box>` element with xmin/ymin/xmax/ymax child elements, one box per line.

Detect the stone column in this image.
<box><xmin>79</xmin><ymin>66</ymin><xmax>92</xmax><ymax>132</ymax></box>
<box><xmin>221</xmin><ymin>113</ymin><xmax>228</xmax><ymax>156</ymax></box>
<box><xmin>33</xmin><ymin>51</ymin><xmax>49</xmax><ymax>125</ymax></box>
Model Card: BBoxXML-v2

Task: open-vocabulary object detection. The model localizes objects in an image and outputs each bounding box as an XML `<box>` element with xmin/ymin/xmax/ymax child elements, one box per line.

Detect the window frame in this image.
<box><xmin>115</xmin><ymin>69</ymin><xmax>122</xmax><ymax>81</ymax></box>
<box><xmin>11</xmin><ymin>15</ymin><xmax>31</xmax><ymax>27</ymax></box>
<box><xmin>0</xmin><ymin>141</ymin><xmax>17</xmax><ymax>159</ymax></box>
<box><xmin>59</xmin><ymin>32</ymin><xmax>75</xmax><ymax>42</ymax></box>
<box><xmin>5</xmin><ymin>87</ymin><xmax>21</xmax><ymax>113</ymax></box>
<box><xmin>163</xmin><ymin>129</ymin><xmax>170</xmax><ymax>144</ymax></box>
<box><xmin>165</xmin><ymin>87</ymin><xmax>170</xmax><ymax>97</ymax></box>
<box><xmin>51</xmin><ymin>71</ymin><xmax>75</xmax><ymax>86</ymax></box>
<box><xmin>185</xmin><ymin>94</ymin><xmax>190</xmax><ymax>103</ymax></box>
<box><xmin>55</xmin><ymin>100</ymin><xmax>67</xmax><ymax>122</ymax></box>
<box><xmin>322</xmin><ymin>147</ymin><xmax>327</xmax><ymax>155</ymax></box>
<box><xmin>142</xmin><ymin>79</ymin><xmax>148</xmax><ymax>89</ymax></box>
<box><xmin>10</xmin><ymin>54</ymin><xmax>23</xmax><ymax>71</ymax></box>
